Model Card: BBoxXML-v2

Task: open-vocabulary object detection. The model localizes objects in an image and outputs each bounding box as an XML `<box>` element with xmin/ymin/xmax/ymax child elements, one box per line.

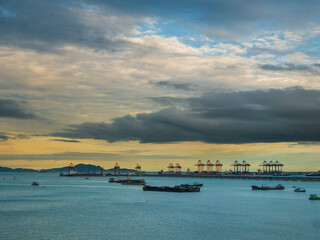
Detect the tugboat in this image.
<box><xmin>143</xmin><ymin>184</ymin><xmax>201</xmax><ymax>192</ymax></box>
<box><xmin>294</xmin><ymin>188</ymin><xmax>306</xmax><ymax>192</ymax></box>
<box><xmin>31</xmin><ymin>182</ymin><xmax>39</xmax><ymax>186</ymax></box>
<box><xmin>309</xmin><ymin>194</ymin><xmax>320</xmax><ymax>200</ymax></box>
<box><xmin>251</xmin><ymin>184</ymin><xmax>284</xmax><ymax>190</ymax></box>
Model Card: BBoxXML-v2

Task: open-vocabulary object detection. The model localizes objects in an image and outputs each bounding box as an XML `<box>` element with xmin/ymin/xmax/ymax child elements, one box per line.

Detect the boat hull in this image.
<box><xmin>252</xmin><ymin>185</ymin><xmax>284</xmax><ymax>190</ymax></box>
<box><xmin>143</xmin><ymin>185</ymin><xmax>200</xmax><ymax>192</ymax></box>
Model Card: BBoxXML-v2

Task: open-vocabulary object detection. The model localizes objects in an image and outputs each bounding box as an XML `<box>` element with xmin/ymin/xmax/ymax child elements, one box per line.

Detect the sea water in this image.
<box><xmin>0</xmin><ymin>173</ymin><xmax>320</xmax><ymax>240</ymax></box>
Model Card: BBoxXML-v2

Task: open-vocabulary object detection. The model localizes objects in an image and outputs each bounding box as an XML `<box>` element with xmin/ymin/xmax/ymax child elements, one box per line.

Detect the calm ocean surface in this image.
<box><xmin>0</xmin><ymin>173</ymin><xmax>320</xmax><ymax>240</ymax></box>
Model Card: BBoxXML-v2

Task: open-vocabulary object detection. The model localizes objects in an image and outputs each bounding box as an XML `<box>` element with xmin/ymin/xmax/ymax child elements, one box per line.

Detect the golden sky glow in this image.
<box><xmin>1</xmin><ymin>137</ymin><xmax>319</xmax><ymax>171</ymax></box>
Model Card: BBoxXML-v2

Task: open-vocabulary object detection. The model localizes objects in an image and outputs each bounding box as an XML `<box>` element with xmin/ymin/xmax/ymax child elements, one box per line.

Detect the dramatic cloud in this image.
<box><xmin>51</xmin><ymin>87</ymin><xmax>320</xmax><ymax>144</ymax></box>
<box><xmin>0</xmin><ymin>99</ymin><xmax>37</xmax><ymax>119</ymax></box>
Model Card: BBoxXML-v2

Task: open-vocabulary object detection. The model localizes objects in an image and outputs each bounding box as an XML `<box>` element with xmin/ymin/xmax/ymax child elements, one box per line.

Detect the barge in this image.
<box><xmin>143</xmin><ymin>184</ymin><xmax>201</xmax><ymax>192</ymax></box>
<box><xmin>109</xmin><ymin>177</ymin><xmax>145</xmax><ymax>185</ymax></box>
<box><xmin>121</xmin><ymin>181</ymin><xmax>145</xmax><ymax>185</ymax></box>
<box><xmin>251</xmin><ymin>184</ymin><xmax>284</xmax><ymax>190</ymax></box>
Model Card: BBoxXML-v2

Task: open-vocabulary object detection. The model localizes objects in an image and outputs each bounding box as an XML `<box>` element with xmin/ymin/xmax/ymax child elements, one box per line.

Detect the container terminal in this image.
<box><xmin>59</xmin><ymin>162</ymin><xmax>320</xmax><ymax>181</ymax></box>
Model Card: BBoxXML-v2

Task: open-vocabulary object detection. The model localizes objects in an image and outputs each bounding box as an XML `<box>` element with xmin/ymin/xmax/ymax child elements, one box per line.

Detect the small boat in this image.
<box><xmin>85</xmin><ymin>177</ymin><xmax>89</xmax><ymax>179</ymax></box>
<box><xmin>108</xmin><ymin>177</ymin><xmax>116</xmax><ymax>182</ymax></box>
<box><xmin>251</xmin><ymin>184</ymin><xmax>284</xmax><ymax>190</ymax></box>
<box><xmin>309</xmin><ymin>194</ymin><xmax>320</xmax><ymax>200</ymax></box>
<box><xmin>31</xmin><ymin>182</ymin><xmax>39</xmax><ymax>186</ymax></box>
<box><xmin>294</xmin><ymin>188</ymin><xmax>306</xmax><ymax>192</ymax></box>
<box><xmin>306</xmin><ymin>172</ymin><xmax>320</xmax><ymax>176</ymax></box>
<box><xmin>143</xmin><ymin>184</ymin><xmax>201</xmax><ymax>192</ymax></box>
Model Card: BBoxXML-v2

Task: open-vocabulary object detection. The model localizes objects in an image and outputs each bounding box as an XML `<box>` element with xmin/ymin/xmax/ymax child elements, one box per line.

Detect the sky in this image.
<box><xmin>1</xmin><ymin>0</ymin><xmax>320</xmax><ymax>171</ymax></box>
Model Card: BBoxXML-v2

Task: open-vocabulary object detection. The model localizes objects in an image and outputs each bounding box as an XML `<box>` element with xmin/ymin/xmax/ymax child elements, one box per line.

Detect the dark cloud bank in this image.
<box><xmin>52</xmin><ymin>87</ymin><xmax>320</xmax><ymax>144</ymax></box>
<box><xmin>0</xmin><ymin>99</ymin><xmax>36</xmax><ymax>119</ymax></box>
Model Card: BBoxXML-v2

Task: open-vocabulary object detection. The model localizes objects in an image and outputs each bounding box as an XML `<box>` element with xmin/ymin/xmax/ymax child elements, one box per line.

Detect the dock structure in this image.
<box><xmin>167</xmin><ymin>163</ymin><xmax>175</xmax><ymax>173</ymax></box>
<box><xmin>231</xmin><ymin>160</ymin><xmax>241</xmax><ymax>174</ymax></box>
<box><xmin>135</xmin><ymin>163</ymin><xmax>141</xmax><ymax>175</ymax></box>
<box><xmin>231</xmin><ymin>160</ymin><xmax>250</xmax><ymax>174</ymax></box>
<box><xmin>195</xmin><ymin>160</ymin><xmax>205</xmax><ymax>174</ymax></box>
<box><xmin>206</xmin><ymin>160</ymin><xmax>214</xmax><ymax>174</ymax></box>
<box><xmin>260</xmin><ymin>161</ymin><xmax>284</xmax><ymax>174</ymax></box>
<box><xmin>241</xmin><ymin>160</ymin><xmax>250</xmax><ymax>173</ymax></box>
<box><xmin>215</xmin><ymin>160</ymin><xmax>223</xmax><ymax>174</ymax></box>
<box><xmin>68</xmin><ymin>163</ymin><xmax>75</xmax><ymax>174</ymax></box>
<box><xmin>175</xmin><ymin>163</ymin><xmax>182</xmax><ymax>174</ymax></box>
<box><xmin>114</xmin><ymin>163</ymin><xmax>120</xmax><ymax>175</ymax></box>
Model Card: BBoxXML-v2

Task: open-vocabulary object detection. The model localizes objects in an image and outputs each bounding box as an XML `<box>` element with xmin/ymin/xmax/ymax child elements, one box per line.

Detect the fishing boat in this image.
<box><xmin>294</xmin><ymin>188</ymin><xmax>306</xmax><ymax>192</ymax></box>
<box><xmin>31</xmin><ymin>182</ymin><xmax>39</xmax><ymax>186</ymax></box>
<box><xmin>143</xmin><ymin>184</ymin><xmax>201</xmax><ymax>192</ymax></box>
<box><xmin>251</xmin><ymin>184</ymin><xmax>284</xmax><ymax>190</ymax></box>
<box><xmin>309</xmin><ymin>194</ymin><xmax>320</xmax><ymax>200</ymax></box>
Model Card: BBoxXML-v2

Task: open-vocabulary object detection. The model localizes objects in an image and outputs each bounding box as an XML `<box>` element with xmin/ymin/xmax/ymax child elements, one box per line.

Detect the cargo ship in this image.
<box><xmin>143</xmin><ymin>184</ymin><xmax>201</xmax><ymax>192</ymax></box>
<box><xmin>251</xmin><ymin>184</ymin><xmax>284</xmax><ymax>190</ymax></box>
<box><xmin>109</xmin><ymin>177</ymin><xmax>145</xmax><ymax>185</ymax></box>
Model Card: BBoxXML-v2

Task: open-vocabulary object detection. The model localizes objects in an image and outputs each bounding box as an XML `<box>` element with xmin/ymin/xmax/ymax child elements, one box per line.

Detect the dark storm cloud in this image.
<box><xmin>258</xmin><ymin>64</ymin><xmax>320</xmax><ymax>74</ymax></box>
<box><xmin>51</xmin><ymin>87</ymin><xmax>320</xmax><ymax>144</ymax></box>
<box><xmin>150</xmin><ymin>81</ymin><xmax>195</xmax><ymax>91</ymax></box>
<box><xmin>0</xmin><ymin>99</ymin><xmax>37</xmax><ymax>119</ymax></box>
